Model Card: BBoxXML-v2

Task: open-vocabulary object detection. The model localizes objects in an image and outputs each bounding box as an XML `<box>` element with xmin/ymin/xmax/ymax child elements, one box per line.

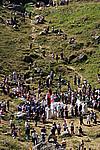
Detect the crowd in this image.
<box><xmin>0</xmin><ymin>68</ymin><xmax>99</xmax><ymax>149</ymax></box>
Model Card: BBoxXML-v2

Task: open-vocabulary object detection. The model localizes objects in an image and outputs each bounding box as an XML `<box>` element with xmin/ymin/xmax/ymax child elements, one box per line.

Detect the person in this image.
<box><xmin>75</xmin><ymin>104</ymin><xmax>78</xmax><ymax>117</ymax></box>
<box><xmin>46</xmin><ymin>76</ymin><xmax>50</xmax><ymax>88</ymax></box>
<box><xmin>74</xmin><ymin>75</ymin><xmax>77</xmax><ymax>85</ymax></box>
<box><xmin>10</xmin><ymin>118</ymin><xmax>15</xmax><ymax>129</ymax></box>
<box><xmin>66</xmin><ymin>0</ymin><xmax>69</xmax><ymax>6</ymax></box>
<box><xmin>34</xmin><ymin>113</ymin><xmax>38</xmax><ymax>127</ymax></box>
<box><xmin>30</xmin><ymin>43</ymin><xmax>32</xmax><ymax>49</ymax></box>
<box><xmin>61</xmin><ymin>138</ymin><xmax>66</xmax><ymax>149</ymax></box>
<box><xmin>79</xmin><ymin>104</ymin><xmax>82</xmax><ymax>115</ymax></box>
<box><xmin>41</xmin><ymin>126</ymin><xmax>46</xmax><ymax>142</ymax></box>
<box><xmin>80</xmin><ymin>140</ymin><xmax>84</xmax><ymax>150</ymax></box>
<box><xmin>78</xmin><ymin>77</ymin><xmax>81</xmax><ymax>87</ymax></box>
<box><xmin>41</xmin><ymin>113</ymin><xmax>46</xmax><ymax>124</ymax></box>
<box><xmin>18</xmin><ymin>127</ymin><xmax>21</xmax><ymax>139</ymax></box>
<box><xmin>29</xmin><ymin>12</ymin><xmax>32</xmax><ymax>19</ymax></box>
<box><xmin>32</xmin><ymin>129</ymin><xmax>38</xmax><ymax>146</ymax></box>
<box><xmin>42</xmin><ymin>50</ymin><xmax>46</xmax><ymax>57</ymax></box>
<box><xmin>79</xmin><ymin>114</ymin><xmax>83</xmax><ymax>125</ymax></box>
<box><xmin>38</xmin><ymin>86</ymin><xmax>41</xmax><ymax>99</ymax></box>
<box><xmin>87</xmin><ymin>114</ymin><xmax>90</xmax><ymax>125</ymax></box>
<box><xmin>68</xmin><ymin>81</ymin><xmax>71</xmax><ymax>90</ymax></box>
<box><xmin>61</xmin><ymin>107</ymin><xmax>64</xmax><ymax>118</ymax></box>
<box><xmin>57</xmin><ymin>123</ymin><xmax>61</xmax><ymax>135</ymax></box>
<box><xmin>70</xmin><ymin>121</ymin><xmax>74</xmax><ymax>135</ymax></box>
<box><xmin>70</xmin><ymin>105</ymin><xmax>74</xmax><ymax>117</ymax></box>
<box><xmin>51</xmin><ymin>124</ymin><xmax>56</xmax><ymax>136</ymax></box>
<box><xmin>25</xmin><ymin>121</ymin><xmax>30</xmax><ymax>140</ymax></box>
<box><xmin>7</xmin><ymin>100</ymin><xmax>9</xmax><ymax>111</ymax></box>
<box><xmin>90</xmin><ymin>110</ymin><xmax>94</xmax><ymax>122</ymax></box>
<box><xmin>12</xmin><ymin>128</ymin><xmax>17</xmax><ymax>139</ymax></box>
<box><xmin>60</xmin><ymin>51</ymin><xmax>64</xmax><ymax>60</ymax></box>
<box><xmin>41</xmin><ymin>131</ymin><xmax>46</xmax><ymax>142</ymax></box>
<box><xmin>79</xmin><ymin>126</ymin><xmax>83</xmax><ymax>136</ymax></box>
<box><xmin>93</xmin><ymin>112</ymin><xmax>97</xmax><ymax>124</ymax></box>
<box><xmin>41</xmin><ymin>126</ymin><xmax>46</xmax><ymax>134</ymax></box>
<box><xmin>64</xmin><ymin>104</ymin><xmax>68</xmax><ymax>118</ymax></box>
<box><xmin>56</xmin><ymin>53</ymin><xmax>59</xmax><ymax>63</ymax></box>
<box><xmin>63</xmin><ymin>119</ymin><xmax>68</xmax><ymax>131</ymax></box>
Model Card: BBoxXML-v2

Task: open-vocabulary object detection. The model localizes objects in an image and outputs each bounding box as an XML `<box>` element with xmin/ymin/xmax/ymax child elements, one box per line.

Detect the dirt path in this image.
<box><xmin>30</xmin><ymin>19</ymin><xmax>85</xmax><ymax>82</ymax></box>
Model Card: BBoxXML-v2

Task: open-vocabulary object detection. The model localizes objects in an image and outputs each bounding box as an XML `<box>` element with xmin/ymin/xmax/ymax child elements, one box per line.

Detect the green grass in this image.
<box><xmin>25</xmin><ymin>2</ymin><xmax>100</xmax><ymax>87</ymax></box>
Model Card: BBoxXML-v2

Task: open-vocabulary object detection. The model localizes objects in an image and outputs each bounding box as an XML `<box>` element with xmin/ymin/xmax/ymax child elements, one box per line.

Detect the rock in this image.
<box><xmin>6</xmin><ymin>4</ymin><xmax>24</xmax><ymax>13</ymax></box>
<box><xmin>92</xmin><ymin>36</ymin><xmax>100</xmax><ymax>44</ymax></box>
<box><xmin>34</xmin><ymin>15</ymin><xmax>44</xmax><ymax>24</ymax></box>
<box><xmin>23</xmin><ymin>55</ymin><xmax>33</xmax><ymax>63</ymax></box>
<box><xmin>61</xmin><ymin>131</ymin><xmax>71</xmax><ymax>138</ymax></box>
<box><xmin>72</xmin><ymin>54</ymin><xmax>87</xmax><ymax>63</ymax></box>
<box><xmin>68</xmin><ymin>54</ymin><xmax>77</xmax><ymax>63</ymax></box>
<box><xmin>39</xmin><ymin>30</ymin><xmax>47</xmax><ymax>35</ymax></box>
<box><xmin>30</xmin><ymin>53</ymin><xmax>39</xmax><ymax>59</ymax></box>
<box><xmin>95</xmin><ymin>23</ymin><xmax>100</xmax><ymax>29</ymax></box>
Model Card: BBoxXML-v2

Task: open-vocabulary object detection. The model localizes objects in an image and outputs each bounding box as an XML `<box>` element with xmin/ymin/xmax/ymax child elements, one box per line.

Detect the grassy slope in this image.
<box><xmin>0</xmin><ymin>7</ymin><xmax>31</xmax><ymax>76</ymax></box>
<box><xmin>27</xmin><ymin>1</ymin><xmax>100</xmax><ymax>87</ymax></box>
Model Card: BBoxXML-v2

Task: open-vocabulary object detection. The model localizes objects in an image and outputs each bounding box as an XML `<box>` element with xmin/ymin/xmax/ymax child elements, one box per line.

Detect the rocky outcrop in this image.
<box><xmin>72</xmin><ymin>54</ymin><xmax>87</xmax><ymax>63</ymax></box>
<box><xmin>68</xmin><ymin>54</ymin><xmax>77</xmax><ymax>63</ymax></box>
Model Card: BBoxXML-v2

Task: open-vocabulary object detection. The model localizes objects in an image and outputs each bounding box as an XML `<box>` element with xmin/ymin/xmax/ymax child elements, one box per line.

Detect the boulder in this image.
<box><xmin>72</xmin><ymin>54</ymin><xmax>87</xmax><ymax>63</ymax></box>
<box><xmin>30</xmin><ymin>53</ymin><xmax>39</xmax><ymax>59</ymax></box>
<box><xmin>92</xmin><ymin>36</ymin><xmax>100</xmax><ymax>44</ymax></box>
<box><xmin>34</xmin><ymin>15</ymin><xmax>44</xmax><ymax>24</ymax></box>
<box><xmin>6</xmin><ymin>4</ymin><xmax>24</xmax><ymax>13</ymax></box>
<box><xmin>68</xmin><ymin>54</ymin><xmax>77</xmax><ymax>63</ymax></box>
<box><xmin>61</xmin><ymin>131</ymin><xmax>71</xmax><ymax>138</ymax></box>
<box><xmin>23</xmin><ymin>55</ymin><xmax>33</xmax><ymax>63</ymax></box>
<box><xmin>39</xmin><ymin>30</ymin><xmax>47</xmax><ymax>35</ymax></box>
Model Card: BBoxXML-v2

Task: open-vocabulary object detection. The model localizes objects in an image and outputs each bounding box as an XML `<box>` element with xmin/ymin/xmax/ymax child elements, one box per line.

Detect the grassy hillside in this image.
<box><xmin>0</xmin><ymin>2</ymin><xmax>100</xmax><ymax>86</ymax></box>
<box><xmin>28</xmin><ymin>2</ymin><xmax>100</xmax><ymax>87</ymax></box>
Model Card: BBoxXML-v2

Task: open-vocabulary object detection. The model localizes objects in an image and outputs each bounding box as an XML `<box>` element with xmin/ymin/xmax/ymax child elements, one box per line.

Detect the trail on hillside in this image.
<box><xmin>30</xmin><ymin>19</ymin><xmax>84</xmax><ymax>81</ymax></box>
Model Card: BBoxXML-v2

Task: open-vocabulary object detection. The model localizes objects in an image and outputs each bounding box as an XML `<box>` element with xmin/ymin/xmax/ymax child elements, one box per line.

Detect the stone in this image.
<box><xmin>23</xmin><ymin>55</ymin><xmax>33</xmax><ymax>63</ymax></box>
<box><xmin>39</xmin><ymin>30</ymin><xmax>47</xmax><ymax>35</ymax></box>
<box><xmin>93</xmin><ymin>36</ymin><xmax>100</xmax><ymax>44</ymax></box>
<box><xmin>30</xmin><ymin>53</ymin><xmax>39</xmax><ymax>59</ymax></box>
<box><xmin>72</xmin><ymin>54</ymin><xmax>87</xmax><ymax>63</ymax></box>
<box><xmin>61</xmin><ymin>131</ymin><xmax>71</xmax><ymax>138</ymax></box>
<box><xmin>68</xmin><ymin>54</ymin><xmax>77</xmax><ymax>63</ymax></box>
<box><xmin>34</xmin><ymin>15</ymin><xmax>44</xmax><ymax>24</ymax></box>
<box><xmin>6</xmin><ymin>4</ymin><xmax>24</xmax><ymax>13</ymax></box>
